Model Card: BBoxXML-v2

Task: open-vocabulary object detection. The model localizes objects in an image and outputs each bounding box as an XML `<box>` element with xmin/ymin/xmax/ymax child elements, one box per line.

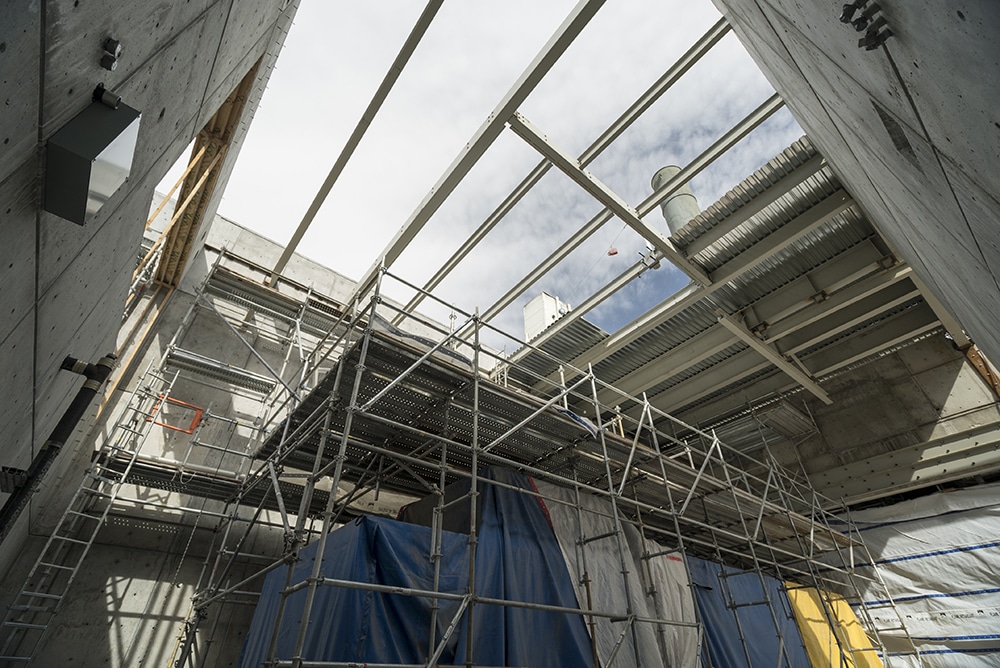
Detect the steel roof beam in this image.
<box><xmin>717</xmin><ymin>311</ymin><xmax>832</xmax><ymax>404</ymax></box>
<box><xmin>745</xmin><ymin>239</ymin><xmax>885</xmax><ymax>328</ymax></box>
<box><xmin>805</xmin><ymin>302</ymin><xmax>940</xmax><ymax>377</ymax></box>
<box><xmin>764</xmin><ymin>265</ymin><xmax>913</xmax><ymax>341</ymax></box>
<box><xmin>552</xmin><ymin>189</ymin><xmax>851</xmax><ymax>377</ymax></box>
<box><xmin>268</xmin><ymin>0</ymin><xmax>446</xmax><ymax>285</ymax></box>
<box><xmin>579</xmin><ymin>266</ymin><xmax>920</xmax><ymax>414</ymax></box>
<box><xmin>707</xmin><ymin>190</ymin><xmax>854</xmax><ymax>284</ymax></box>
<box><xmin>594</xmin><ymin>322</ymin><xmax>735</xmax><ymax>406</ymax></box>
<box><xmin>775</xmin><ymin>279</ymin><xmax>920</xmax><ymax>355</ymax></box>
<box><xmin>464</xmin><ymin>94</ymin><xmax>784</xmax><ymax>341</ymax></box>
<box><xmin>682</xmin><ymin>154</ymin><xmax>826</xmax><ymax>258</ymax></box>
<box><xmin>396</xmin><ymin>18</ymin><xmax>731</xmax><ymax>322</ymax></box>
<box><xmin>508</xmin><ymin>111</ymin><xmax>712</xmax><ymax>285</ymax></box>
<box><xmin>349</xmin><ymin>0</ymin><xmax>608</xmax><ymax>303</ymax></box>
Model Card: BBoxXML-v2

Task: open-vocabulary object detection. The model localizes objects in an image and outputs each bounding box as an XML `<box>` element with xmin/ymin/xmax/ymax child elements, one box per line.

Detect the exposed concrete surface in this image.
<box><xmin>0</xmin><ymin>0</ymin><xmax>299</xmax><ymax>578</ymax></box>
<box><xmin>711</xmin><ymin>0</ymin><xmax>1000</xmax><ymax>360</ymax></box>
<box><xmin>768</xmin><ymin>335</ymin><xmax>1000</xmax><ymax>502</ymax></box>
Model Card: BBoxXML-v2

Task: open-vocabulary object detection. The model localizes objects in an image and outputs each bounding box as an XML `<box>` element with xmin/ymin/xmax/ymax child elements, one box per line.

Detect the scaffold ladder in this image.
<box><xmin>0</xmin><ymin>367</ymin><xmax>177</xmax><ymax>664</ymax></box>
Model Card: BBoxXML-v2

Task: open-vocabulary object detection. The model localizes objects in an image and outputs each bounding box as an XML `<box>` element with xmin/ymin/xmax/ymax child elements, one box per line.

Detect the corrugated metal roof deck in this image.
<box><xmin>503</xmin><ymin>135</ymin><xmax>930</xmax><ymax>433</ymax></box>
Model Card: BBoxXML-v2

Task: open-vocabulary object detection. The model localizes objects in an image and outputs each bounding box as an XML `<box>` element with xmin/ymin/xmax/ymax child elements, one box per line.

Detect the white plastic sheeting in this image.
<box><xmin>842</xmin><ymin>481</ymin><xmax>1000</xmax><ymax>666</ymax></box>
<box><xmin>533</xmin><ymin>480</ymin><xmax>699</xmax><ymax>667</ymax></box>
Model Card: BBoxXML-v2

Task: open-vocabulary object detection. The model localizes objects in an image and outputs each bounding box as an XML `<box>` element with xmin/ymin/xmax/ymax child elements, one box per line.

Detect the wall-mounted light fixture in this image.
<box><xmin>43</xmin><ymin>85</ymin><xmax>141</xmax><ymax>225</ymax></box>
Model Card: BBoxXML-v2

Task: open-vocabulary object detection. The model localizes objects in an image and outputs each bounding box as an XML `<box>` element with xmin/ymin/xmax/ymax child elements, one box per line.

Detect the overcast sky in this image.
<box><xmin>163</xmin><ymin>1</ymin><xmax>803</xmax><ymax>347</ymax></box>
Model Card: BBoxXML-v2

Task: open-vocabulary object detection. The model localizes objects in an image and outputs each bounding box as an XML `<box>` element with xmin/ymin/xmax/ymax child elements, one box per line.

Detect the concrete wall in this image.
<box><xmin>0</xmin><ymin>207</ymin><xmax>431</xmax><ymax>664</ymax></box>
<box><xmin>0</xmin><ymin>0</ymin><xmax>299</xmax><ymax>573</ymax></box>
<box><xmin>766</xmin><ymin>334</ymin><xmax>1000</xmax><ymax>503</ymax></box>
<box><xmin>710</xmin><ymin>0</ymin><xmax>1000</xmax><ymax>361</ymax></box>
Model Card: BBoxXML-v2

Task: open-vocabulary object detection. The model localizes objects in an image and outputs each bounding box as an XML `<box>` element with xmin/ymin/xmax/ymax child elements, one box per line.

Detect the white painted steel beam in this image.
<box><xmin>805</xmin><ymin>302</ymin><xmax>940</xmax><ymax>377</ymax></box>
<box><xmin>268</xmin><ymin>0</ymin><xmax>445</xmax><ymax>284</ymax></box>
<box><xmin>507</xmin><ymin>111</ymin><xmax>712</xmax><ymax>285</ymax></box>
<box><xmin>767</xmin><ymin>265</ymin><xmax>913</xmax><ymax>341</ymax></box>
<box><xmin>468</xmin><ymin>94</ymin><xmax>785</xmax><ymax>339</ymax></box>
<box><xmin>682</xmin><ymin>154</ymin><xmax>826</xmax><ymax>257</ymax></box>
<box><xmin>594</xmin><ymin>323</ymin><xmax>735</xmax><ymax>405</ymax></box>
<box><xmin>555</xmin><ymin>181</ymin><xmax>846</xmax><ymax>373</ymax></box>
<box><xmin>349</xmin><ymin>0</ymin><xmax>608</xmax><ymax>303</ymax></box>
<box><xmin>776</xmin><ymin>280</ymin><xmax>920</xmax><ymax>355</ymax></box>
<box><xmin>717</xmin><ymin>312</ymin><xmax>832</xmax><ymax>404</ymax></box>
<box><xmin>708</xmin><ymin>190</ymin><xmax>854</xmax><ymax>284</ymax></box>
<box><xmin>746</xmin><ymin>240</ymin><xmax>884</xmax><ymax>328</ymax></box>
<box><xmin>643</xmin><ymin>349</ymin><xmax>771</xmax><ymax>413</ymax></box>
<box><xmin>396</xmin><ymin>18</ymin><xmax>731</xmax><ymax>321</ymax></box>
<box><xmin>590</xmin><ymin>267</ymin><xmax>921</xmax><ymax>416</ymax></box>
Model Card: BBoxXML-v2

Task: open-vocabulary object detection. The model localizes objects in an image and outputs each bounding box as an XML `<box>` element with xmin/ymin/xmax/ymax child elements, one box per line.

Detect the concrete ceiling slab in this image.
<box><xmin>0</xmin><ymin>0</ymin><xmax>40</xmax><ymax>185</ymax></box>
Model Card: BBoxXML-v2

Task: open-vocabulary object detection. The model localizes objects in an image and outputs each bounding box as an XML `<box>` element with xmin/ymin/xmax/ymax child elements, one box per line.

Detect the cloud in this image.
<box><xmin>186</xmin><ymin>1</ymin><xmax>804</xmax><ymax>350</ymax></box>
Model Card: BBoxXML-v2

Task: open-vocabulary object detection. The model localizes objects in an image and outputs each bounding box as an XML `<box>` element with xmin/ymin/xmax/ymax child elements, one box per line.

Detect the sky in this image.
<box><xmin>161</xmin><ymin>1</ymin><xmax>804</xmax><ymax>349</ymax></box>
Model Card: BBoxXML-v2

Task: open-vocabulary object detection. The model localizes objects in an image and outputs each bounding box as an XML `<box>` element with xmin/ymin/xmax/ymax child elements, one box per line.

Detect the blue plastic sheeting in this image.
<box><xmin>239</xmin><ymin>516</ymin><xmax>469</xmax><ymax>666</ymax></box>
<box><xmin>453</xmin><ymin>468</ymin><xmax>593</xmax><ymax>667</ymax></box>
<box><xmin>239</xmin><ymin>468</ymin><xmax>592</xmax><ymax>667</ymax></box>
<box><xmin>688</xmin><ymin>556</ymin><xmax>810</xmax><ymax>667</ymax></box>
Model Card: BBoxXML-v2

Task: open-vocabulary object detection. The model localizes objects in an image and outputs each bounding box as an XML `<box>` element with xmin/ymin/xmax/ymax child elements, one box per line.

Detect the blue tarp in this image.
<box><xmin>239</xmin><ymin>468</ymin><xmax>592</xmax><ymax>667</ymax></box>
<box><xmin>688</xmin><ymin>556</ymin><xmax>810</xmax><ymax>667</ymax></box>
<box><xmin>454</xmin><ymin>468</ymin><xmax>593</xmax><ymax>666</ymax></box>
<box><xmin>239</xmin><ymin>516</ymin><xmax>469</xmax><ymax>666</ymax></box>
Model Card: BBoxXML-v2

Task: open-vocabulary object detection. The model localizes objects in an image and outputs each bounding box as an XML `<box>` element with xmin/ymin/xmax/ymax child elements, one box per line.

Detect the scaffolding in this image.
<box><xmin>0</xmin><ymin>249</ymin><xmax>922</xmax><ymax>665</ymax></box>
<box><xmin>165</xmin><ymin>263</ymin><xmax>920</xmax><ymax>667</ymax></box>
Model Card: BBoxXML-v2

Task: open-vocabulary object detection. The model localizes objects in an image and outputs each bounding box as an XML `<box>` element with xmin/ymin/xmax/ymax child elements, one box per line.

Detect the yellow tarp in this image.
<box><xmin>785</xmin><ymin>583</ymin><xmax>883</xmax><ymax>668</ymax></box>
